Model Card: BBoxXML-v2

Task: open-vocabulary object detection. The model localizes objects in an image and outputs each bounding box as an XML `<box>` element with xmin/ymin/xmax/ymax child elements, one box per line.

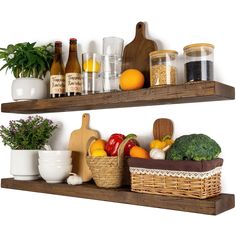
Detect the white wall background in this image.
<box><xmin>0</xmin><ymin>0</ymin><xmax>236</xmax><ymax>235</ymax></box>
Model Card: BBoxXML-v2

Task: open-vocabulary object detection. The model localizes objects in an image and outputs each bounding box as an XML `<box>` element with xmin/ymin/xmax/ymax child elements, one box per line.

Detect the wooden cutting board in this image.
<box><xmin>122</xmin><ymin>21</ymin><xmax>158</xmax><ymax>88</ymax></box>
<box><xmin>68</xmin><ymin>113</ymin><xmax>100</xmax><ymax>182</ymax></box>
<box><xmin>153</xmin><ymin>118</ymin><xmax>174</xmax><ymax>140</ymax></box>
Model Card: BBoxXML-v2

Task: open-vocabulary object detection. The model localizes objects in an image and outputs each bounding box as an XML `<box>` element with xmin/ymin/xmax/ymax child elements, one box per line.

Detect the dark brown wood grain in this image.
<box><xmin>1</xmin><ymin>178</ymin><xmax>235</xmax><ymax>215</ymax></box>
<box><xmin>153</xmin><ymin>118</ymin><xmax>174</xmax><ymax>140</ymax></box>
<box><xmin>0</xmin><ymin>81</ymin><xmax>235</xmax><ymax>114</ymax></box>
<box><xmin>122</xmin><ymin>22</ymin><xmax>157</xmax><ymax>88</ymax></box>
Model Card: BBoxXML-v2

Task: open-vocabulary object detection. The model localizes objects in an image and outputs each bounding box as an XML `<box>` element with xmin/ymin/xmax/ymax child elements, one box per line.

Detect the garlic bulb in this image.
<box><xmin>67</xmin><ymin>174</ymin><xmax>83</xmax><ymax>185</ymax></box>
<box><xmin>150</xmin><ymin>148</ymin><xmax>165</xmax><ymax>160</ymax></box>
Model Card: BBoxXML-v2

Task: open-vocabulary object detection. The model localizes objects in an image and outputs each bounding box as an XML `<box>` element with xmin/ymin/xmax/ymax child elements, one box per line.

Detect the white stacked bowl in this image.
<box><xmin>38</xmin><ymin>151</ymin><xmax>72</xmax><ymax>184</ymax></box>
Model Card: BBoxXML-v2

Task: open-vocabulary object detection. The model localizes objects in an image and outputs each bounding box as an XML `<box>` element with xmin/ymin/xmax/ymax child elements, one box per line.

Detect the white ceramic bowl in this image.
<box><xmin>38</xmin><ymin>158</ymin><xmax>72</xmax><ymax>165</ymax></box>
<box><xmin>39</xmin><ymin>162</ymin><xmax>71</xmax><ymax>167</ymax></box>
<box><xmin>38</xmin><ymin>150</ymin><xmax>72</xmax><ymax>161</ymax></box>
<box><xmin>39</xmin><ymin>164</ymin><xmax>72</xmax><ymax>184</ymax></box>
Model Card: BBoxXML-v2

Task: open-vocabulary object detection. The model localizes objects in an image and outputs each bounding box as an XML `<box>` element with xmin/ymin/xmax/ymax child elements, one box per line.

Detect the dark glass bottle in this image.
<box><xmin>65</xmin><ymin>38</ymin><xmax>82</xmax><ymax>96</ymax></box>
<box><xmin>50</xmin><ymin>41</ymin><xmax>65</xmax><ymax>98</ymax></box>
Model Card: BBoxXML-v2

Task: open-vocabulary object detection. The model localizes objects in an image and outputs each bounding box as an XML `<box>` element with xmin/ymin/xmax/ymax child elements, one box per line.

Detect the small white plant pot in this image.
<box><xmin>10</xmin><ymin>150</ymin><xmax>40</xmax><ymax>181</ymax></box>
<box><xmin>11</xmin><ymin>78</ymin><xmax>47</xmax><ymax>101</ymax></box>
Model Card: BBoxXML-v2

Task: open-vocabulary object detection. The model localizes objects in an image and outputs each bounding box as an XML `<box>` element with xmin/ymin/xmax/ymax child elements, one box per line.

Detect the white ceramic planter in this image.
<box><xmin>11</xmin><ymin>78</ymin><xmax>47</xmax><ymax>101</ymax></box>
<box><xmin>10</xmin><ymin>150</ymin><xmax>40</xmax><ymax>180</ymax></box>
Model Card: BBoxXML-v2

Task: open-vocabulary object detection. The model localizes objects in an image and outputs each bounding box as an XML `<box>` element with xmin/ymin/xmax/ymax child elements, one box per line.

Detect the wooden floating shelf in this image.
<box><xmin>1</xmin><ymin>178</ymin><xmax>235</xmax><ymax>215</ymax></box>
<box><xmin>1</xmin><ymin>81</ymin><xmax>235</xmax><ymax>114</ymax></box>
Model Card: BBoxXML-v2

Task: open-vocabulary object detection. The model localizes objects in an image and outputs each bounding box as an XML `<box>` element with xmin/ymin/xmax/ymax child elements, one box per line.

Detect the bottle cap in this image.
<box><xmin>70</xmin><ymin>38</ymin><xmax>77</xmax><ymax>42</ymax></box>
<box><xmin>55</xmin><ymin>41</ymin><xmax>62</xmax><ymax>46</ymax></box>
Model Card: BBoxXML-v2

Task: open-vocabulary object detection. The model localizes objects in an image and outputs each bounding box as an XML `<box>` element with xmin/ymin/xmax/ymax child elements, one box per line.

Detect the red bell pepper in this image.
<box><xmin>105</xmin><ymin>133</ymin><xmax>125</xmax><ymax>156</ymax></box>
<box><xmin>124</xmin><ymin>139</ymin><xmax>138</xmax><ymax>156</ymax></box>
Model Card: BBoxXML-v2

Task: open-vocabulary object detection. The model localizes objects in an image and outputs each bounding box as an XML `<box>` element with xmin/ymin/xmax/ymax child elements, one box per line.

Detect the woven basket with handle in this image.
<box><xmin>86</xmin><ymin>136</ymin><xmax>133</xmax><ymax>188</ymax></box>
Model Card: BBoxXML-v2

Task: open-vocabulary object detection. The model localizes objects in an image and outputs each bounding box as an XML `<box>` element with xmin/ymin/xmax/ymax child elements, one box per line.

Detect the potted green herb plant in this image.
<box><xmin>0</xmin><ymin>116</ymin><xmax>57</xmax><ymax>180</ymax></box>
<box><xmin>0</xmin><ymin>42</ymin><xmax>53</xmax><ymax>101</ymax></box>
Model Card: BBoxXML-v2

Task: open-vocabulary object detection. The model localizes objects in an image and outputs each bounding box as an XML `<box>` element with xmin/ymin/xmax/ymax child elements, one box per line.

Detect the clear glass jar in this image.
<box><xmin>183</xmin><ymin>43</ymin><xmax>214</xmax><ymax>82</ymax></box>
<box><xmin>149</xmin><ymin>50</ymin><xmax>178</xmax><ymax>87</ymax></box>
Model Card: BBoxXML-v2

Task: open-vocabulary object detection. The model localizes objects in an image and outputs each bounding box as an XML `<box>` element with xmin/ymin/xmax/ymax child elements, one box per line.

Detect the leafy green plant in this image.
<box><xmin>0</xmin><ymin>116</ymin><xmax>57</xmax><ymax>150</ymax></box>
<box><xmin>0</xmin><ymin>42</ymin><xmax>53</xmax><ymax>79</ymax></box>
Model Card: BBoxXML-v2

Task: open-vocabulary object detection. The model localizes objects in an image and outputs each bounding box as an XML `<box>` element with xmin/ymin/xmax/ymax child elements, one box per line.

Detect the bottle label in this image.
<box><xmin>65</xmin><ymin>73</ymin><xmax>82</xmax><ymax>93</ymax></box>
<box><xmin>50</xmin><ymin>75</ymin><xmax>65</xmax><ymax>95</ymax></box>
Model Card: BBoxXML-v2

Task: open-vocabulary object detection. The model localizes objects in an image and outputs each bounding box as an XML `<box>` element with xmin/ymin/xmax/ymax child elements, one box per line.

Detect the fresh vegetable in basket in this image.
<box><xmin>130</xmin><ymin>146</ymin><xmax>149</xmax><ymax>159</ymax></box>
<box><xmin>150</xmin><ymin>148</ymin><xmax>165</xmax><ymax>160</ymax></box>
<box><xmin>91</xmin><ymin>149</ymin><xmax>107</xmax><ymax>157</ymax></box>
<box><xmin>105</xmin><ymin>134</ymin><xmax>126</xmax><ymax>156</ymax></box>
<box><xmin>105</xmin><ymin>133</ymin><xmax>138</xmax><ymax>157</ymax></box>
<box><xmin>150</xmin><ymin>135</ymin><xmax>174</xmax><ymax>150</ymax></box>
<box><xmin>90</xmin><ymin>139</ymin><xmax>106</xmax><ymax>154</ymax></box>
<box><xmin>90</xmin><ymin>139</ymin><xmax>107</xmax><ymax>157</ymax></box>
<box><xmin>124</xmin><ymin>134</ymin><xmax>139</xmax><ymax>156</ymax></box>
<box><xmin>166</xmin><ymin>134</ymin><xmax>221</xmax><ymax>161</ymax></box>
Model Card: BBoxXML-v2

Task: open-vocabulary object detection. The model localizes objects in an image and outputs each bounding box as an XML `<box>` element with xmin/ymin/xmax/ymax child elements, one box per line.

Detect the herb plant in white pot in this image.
<box><xmin>0</xmin><ymin>42</ymin><xmax>53</xmax><ymax>101</ymax></box>
<box><xmin>0</xmin><ymin>116</ymin><xmax>57</xmax><ymax>180</ymax></box>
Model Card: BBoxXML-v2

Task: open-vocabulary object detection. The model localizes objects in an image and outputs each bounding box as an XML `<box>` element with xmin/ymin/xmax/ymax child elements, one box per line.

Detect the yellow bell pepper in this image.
<box><xmin>150</xmin><ymin>136</ymin><xmax>174</xmax><ymax>150</ymax></box>
<box><xmin>150</xmin><ymin>140</ymin><xmax>166</xmax><ymax>149</ymax></box>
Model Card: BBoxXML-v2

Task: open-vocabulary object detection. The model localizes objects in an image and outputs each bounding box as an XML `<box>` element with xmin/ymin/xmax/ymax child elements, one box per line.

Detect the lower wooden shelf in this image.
<box><xmin>1</xmin><ymin>178</ymin><xmax>235</xmax><ymax>215</ymax></box>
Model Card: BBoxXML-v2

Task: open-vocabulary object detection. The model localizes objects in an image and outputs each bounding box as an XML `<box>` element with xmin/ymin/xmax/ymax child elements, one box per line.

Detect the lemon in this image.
<box><xmin>83</xmin><ymin>59</ymin><xmax>100</xmax><ymax>73</ymax></box>
<box><xmin>91</xmin><ymin>149</ymin><xmax>107</xmax><ymax>157</ymax></box>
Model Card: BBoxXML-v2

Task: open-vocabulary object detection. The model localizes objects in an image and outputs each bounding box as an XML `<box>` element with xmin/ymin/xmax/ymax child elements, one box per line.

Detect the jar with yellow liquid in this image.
<box><xmin>82</xmin><ymin>53</ymin><xmax>101</xmax><ymax>94</ymax></box>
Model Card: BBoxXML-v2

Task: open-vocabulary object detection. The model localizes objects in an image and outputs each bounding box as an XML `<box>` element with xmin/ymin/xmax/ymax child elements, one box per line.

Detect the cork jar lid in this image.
<box><xmin>150</xmin><ymin>50</ymin><xmax>178</xmax><ymax>60</ymax></box>
<box><xmin>184</xmin><ymin>43</ymin><xmax>214</xmax><ymax>56</ymax></box>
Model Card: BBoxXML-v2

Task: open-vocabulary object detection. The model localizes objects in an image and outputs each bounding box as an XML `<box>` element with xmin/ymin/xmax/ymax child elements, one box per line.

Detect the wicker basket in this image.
<box><xmin>86</xmin><ymin>137</ymin><xmax>132</xmax><ymax>188</ymax></box>
<box><xmin>128</xmin><ymin>158</ymin><xmax>223</xmax><ymax>199</ymax></box>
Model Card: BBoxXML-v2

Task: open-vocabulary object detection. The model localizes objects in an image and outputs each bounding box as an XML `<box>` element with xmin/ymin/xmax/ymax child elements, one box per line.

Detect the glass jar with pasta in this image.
<box><xmin>149</xmin><ymin>50</ymin><xmax>178</xmax><ymax>87</ymax></box>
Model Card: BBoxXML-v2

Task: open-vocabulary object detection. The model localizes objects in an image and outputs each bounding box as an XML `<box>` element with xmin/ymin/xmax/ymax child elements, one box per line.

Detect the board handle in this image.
<box><xmin>135</xmin><ymin>22</ymin><xmax>145</xmax><ymax>39</ymax></box>
<box><xmin>81</xmin><ymin>113</ymin><xmax>90</xmax><ymax>129</ymax></box>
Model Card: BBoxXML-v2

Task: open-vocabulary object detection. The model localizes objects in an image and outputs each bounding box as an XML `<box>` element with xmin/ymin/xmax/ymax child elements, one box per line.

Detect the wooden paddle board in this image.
<box><xmin>122</xmin><ymin>21</ymin><xmax>158</xmax><ymax>88</ymax></box>
<box><xmin>68</xmin><ymin>113</ymin><xmax>100</xmax><ymax>182</ymax></box>
<box><xmin>153</xmin><ymin>118</ymin><xmax>174</xmax><ymax>140</ymax></box>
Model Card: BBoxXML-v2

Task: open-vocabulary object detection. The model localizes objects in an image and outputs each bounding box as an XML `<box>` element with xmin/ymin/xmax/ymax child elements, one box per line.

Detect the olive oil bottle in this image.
<box><xmin>50</xmin><ymin>41</ymin><xmax>65</xmax><ymax>98</ymax></box>
<box><xmin>65</xmin><ymin>38</ymin><xmax>82</xmax><ymax>96</ymax></box>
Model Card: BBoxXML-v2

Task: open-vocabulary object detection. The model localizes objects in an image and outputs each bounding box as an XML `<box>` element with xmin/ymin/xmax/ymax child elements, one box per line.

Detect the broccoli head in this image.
<box><xmin>166</xmin><ymin>134</ymin><xmax>221</xmax><ymax>161</ymax></box>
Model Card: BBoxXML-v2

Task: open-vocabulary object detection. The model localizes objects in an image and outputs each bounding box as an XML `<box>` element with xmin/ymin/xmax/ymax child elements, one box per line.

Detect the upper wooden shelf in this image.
<box><xmin>1</xmin><ymin>81</ymin><xmax>235</xmax><ymax>114</ymax></box>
